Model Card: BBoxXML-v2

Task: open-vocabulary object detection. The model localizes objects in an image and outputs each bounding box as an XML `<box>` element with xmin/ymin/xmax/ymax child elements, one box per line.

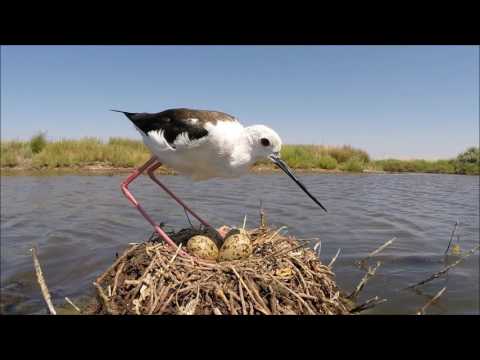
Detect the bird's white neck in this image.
<box><xmin>230</xmin><ymin>125</ymin><xmax>272</xmax><ymax>169</ymax></box>
<box><xmin>229</xmin><ymin>128</ymin><xmax>256</xmax><ymax>169</ymax></box>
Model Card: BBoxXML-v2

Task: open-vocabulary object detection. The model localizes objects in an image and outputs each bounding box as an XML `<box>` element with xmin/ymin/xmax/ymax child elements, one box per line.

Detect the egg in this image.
<box><xmin>238</xmin><ymin>228</ymin><xmax>249</xmax><ymax>237</ymax></box>
<box><xmin>218</xmin><ymin>230</ymin><xmax>253</xmax><ymax>262</ymax></box>
<box><xmin>186</xmin><ymin>235</ymin><xmax>219</xmax><ymax>260</ymax></box>
<box><xmin>223</xmin><ymin>227</ymin><xmax>249</xmax><ymax>239</ymax></box>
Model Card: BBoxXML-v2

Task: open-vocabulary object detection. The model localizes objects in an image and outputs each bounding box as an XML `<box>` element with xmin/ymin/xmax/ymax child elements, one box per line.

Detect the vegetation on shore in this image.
<box><xmin>1</xmin><ymin>134</ymin><xmax>478</xmax><ymax>175</ymax></box>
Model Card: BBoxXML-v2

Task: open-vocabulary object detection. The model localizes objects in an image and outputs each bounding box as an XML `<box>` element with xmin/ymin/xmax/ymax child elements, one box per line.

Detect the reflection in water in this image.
<box><xmin>1</xmin><ymin>173</ymin><xmax>479</xmax><ymax>314</ymax></box>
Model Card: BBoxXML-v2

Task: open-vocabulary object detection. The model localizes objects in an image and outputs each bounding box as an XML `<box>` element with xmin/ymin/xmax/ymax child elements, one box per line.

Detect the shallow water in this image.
<box><xmin>1</xmin><ymin>173</ymin><xmax>479</xmax><ymax>314</ymax></box>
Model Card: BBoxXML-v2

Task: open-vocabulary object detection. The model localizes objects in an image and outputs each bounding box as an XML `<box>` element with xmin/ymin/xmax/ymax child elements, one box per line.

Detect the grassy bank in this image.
<box><xmin>1</xmin><ymin>134</ymin><xmax>479</xmax><ymax>175</ymax></box>
<box><xmin>1</xmin><ymin>136</ymin><xmax>150</xmax><ymax>169</ymax></box>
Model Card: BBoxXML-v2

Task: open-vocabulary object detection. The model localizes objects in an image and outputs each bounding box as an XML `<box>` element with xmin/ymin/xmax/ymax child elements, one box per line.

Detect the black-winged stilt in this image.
<box><xmin>112</xmin><ymin>108</ymin><xmax>327</xmax><ymax>256</ymax></box>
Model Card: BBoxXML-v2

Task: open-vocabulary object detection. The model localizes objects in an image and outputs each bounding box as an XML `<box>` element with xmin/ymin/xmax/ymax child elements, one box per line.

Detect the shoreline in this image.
<box><xmin>0</xmin><ymin>165</ymin><xmax>352</xmax><ymax>176</ymax></box>
<box><xmin>2</xmin><ymin>164</ymin><xmax>474</xmax><ymax>176</ymax></box>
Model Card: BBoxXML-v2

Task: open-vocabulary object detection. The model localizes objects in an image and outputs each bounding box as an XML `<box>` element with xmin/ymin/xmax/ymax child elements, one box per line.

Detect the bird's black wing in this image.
<box><xmin>115</xmin><ymin>109</ymin><xmax>216</xmax><ymax>145</ymax></box>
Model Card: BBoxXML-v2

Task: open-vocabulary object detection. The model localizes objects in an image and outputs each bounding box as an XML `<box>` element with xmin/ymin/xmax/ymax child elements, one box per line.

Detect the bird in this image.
<box><xmin>111</xmin><ymin>108</ymin><xmax>327</xmax><ymax>257</ymax></box>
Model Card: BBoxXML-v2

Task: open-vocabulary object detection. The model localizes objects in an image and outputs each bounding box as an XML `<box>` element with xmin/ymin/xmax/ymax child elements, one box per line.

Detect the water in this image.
<box><xmin>1</xmin><ymin>173</ymin><xmax>479</xmax><ymax>314</ymax></box>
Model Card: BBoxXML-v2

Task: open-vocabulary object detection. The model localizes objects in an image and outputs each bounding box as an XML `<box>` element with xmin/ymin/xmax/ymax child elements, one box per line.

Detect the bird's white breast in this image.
<box><xmin>140</xmin><ymin>121</ymin><xmax>253</xmax><ymax>181</ymax></box>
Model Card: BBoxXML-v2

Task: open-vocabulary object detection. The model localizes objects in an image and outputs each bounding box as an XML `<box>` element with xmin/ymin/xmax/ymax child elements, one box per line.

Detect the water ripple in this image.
<box><xmin>1</xmin><ymin>173</ymin><xmax>478</xmax><ymax>314</ymax></box>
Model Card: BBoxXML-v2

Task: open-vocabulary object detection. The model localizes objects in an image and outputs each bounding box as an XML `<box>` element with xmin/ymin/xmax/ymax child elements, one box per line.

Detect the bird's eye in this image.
<box><xmin>260</xmin><ymin>138</ymin><xmax>270</xmax><ymax>147</ymax></box>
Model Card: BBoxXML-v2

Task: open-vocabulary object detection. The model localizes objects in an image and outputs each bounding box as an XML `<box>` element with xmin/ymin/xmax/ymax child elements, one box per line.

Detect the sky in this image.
<box><xmin>1</xmin><ymin>45</ymin><xmax>478</xmax><ymax>159</ymax></box>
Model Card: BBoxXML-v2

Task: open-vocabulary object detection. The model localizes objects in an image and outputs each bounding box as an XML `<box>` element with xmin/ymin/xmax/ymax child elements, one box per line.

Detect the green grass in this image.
<box><xmin>30</xmin><ymin>137</ymin><xmax>151</xmax><ymax>168</ymax></box>
<box><xmin>373</xmin><ymin>157</ymin><xmax>477</xmax><ymax>175</ymax></box>
<box><xmin>0</xmin><ymin>137</ymin><xmax>478</xmax><ymax>175</ymax></box>
<box><xmin>456</xmin><ymin>162</ymin><xmax>480</xmax><ymax>175</ymax></box>
<box><xmin>0</xmin><ymin>140</ymin><xmax>33</xmax><ymax>167</ymax></box>
<box><xmin>316</xmin><ymin>155</ymin><xmax>338</xmax><ymax>170</ymax></box>
<box><xmin>280</xmin><ymin>144</ymin><xmax>366</xmax><ymax>169</ymax></box>
<box><xmin>339</xmin><ymin>156</ymin><xmax>366</xmax><ymax>172</ymax></box>
<box><xmin>1</xmin><ymin>137</ymin><xmax>149</xmax><ymax>169</ymax></box>
<box><xmin>30</xmin><ymin>132</ymin><xmax>47</xmax><ymax>154</ymax></box>
<box><xmin>455</xmin><ymin>147</ymin><xmax>479</xmax><ymax>175</ymax></box>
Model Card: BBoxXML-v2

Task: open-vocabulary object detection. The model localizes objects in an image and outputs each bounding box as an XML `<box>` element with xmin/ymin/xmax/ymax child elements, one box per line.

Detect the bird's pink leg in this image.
<box><xmin>147</xmin><ymin>161</ymin><xmax>213</xmax><ymax>229</ymax></box>
<box><xmin>120</xmin><ymin>157</ymin><xmax>189</xmax><ymax>257</ymax></box>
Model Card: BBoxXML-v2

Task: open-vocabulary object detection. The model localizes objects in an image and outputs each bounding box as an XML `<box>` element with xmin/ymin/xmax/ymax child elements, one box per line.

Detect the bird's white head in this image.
<box><xmin>245</xmin><ymin>125</ymin><xmax>283</xmax><ymax>161</ymax></box>
<box><xmin>244</xmin><ymin>124</ymin><xmax>328</xmax><ymax>212</ymax></box>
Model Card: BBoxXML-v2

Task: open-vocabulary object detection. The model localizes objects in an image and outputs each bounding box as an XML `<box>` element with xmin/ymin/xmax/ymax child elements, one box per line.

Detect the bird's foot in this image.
<box><xmin>216</xmin><ymin>225</ymin><xmax>232</xmax><ymax>239</ymax></box>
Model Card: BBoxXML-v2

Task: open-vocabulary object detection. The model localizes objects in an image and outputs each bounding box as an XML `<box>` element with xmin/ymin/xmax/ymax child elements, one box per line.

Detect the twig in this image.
<box><xmin>364</xmin><ymin>237</ymin><xmax>396</xmax><ymax>260</ymax></box>
<box><xmin>259</xmin><ymin>200</ymin><xmax>267</xmax><ymax>229</ymax></box>
<box><xmin>149</xmin><ymin>279</ymin><xmax>166</xmax><ymax>314</ymax></box>
<box><xmin>96</xmin><ymin>243</ymin><xmax>140</xmax><ymax>284</ymax></box>
<box><xmin>178</xmin><ymin>285</ymin><xmax>200</xmax><ymax>315</ymax></box>
<box><xmin>230</xmin><ymin>266</ymin><xmax>271</xmax><ymax>315</ymax></box>
<box><xmin>411</xmin><ymin>287</ymin><xmax>448</xmax><ymax>312</ymax></box>
<box><xmin>350</xmin><ymin>296</ymin><xmax>387</xmax><ymax>313</ymax></box>
<box><xmin>228</xmin><ymin>289</ymin><xmax>243</xmax><ymax>314</ymax></box>
<box><xmin>238</xmin><ymin>280</ymin><xmax>247</xmax><ymax>314</ymax></box>
<box><xmin>444</xmin><ymin>220</ymin><xmax>459</xmax><ymax>255</ymax></box>
<box><xmin>242</xmin><ymin>215</ymin><xmax>247</xmax><ymax>230</ymax></box>
<box><xmin>213</xmin><ymin>307</ymin><xmax>223</xmax><ymax>315</ymax></box>
<box><xmin>166</xmin><ymin>243</ymin><xmax>183</xmax><ymax>268</ymax></box>
<box><xmin>268</xmin><ymin>286</ymin><xmax>278</xmax><ymax>314</ymax></box>
<box><xmin>406</xmin><ymin>245</ymin><xmax>480</xmax><ymax>289</ymax></box>
<box><xmin>215</xmin><ymin>286</ymin><xmax>232</xmax><ymax>313</ymax></box>
<box><xmin>130</xmin><ymin>244</ymin><xmax>183</xmax><ymax>302</ymax></box>
<box><xmin>124</xmin><ymin>279</ymin><xmax>140</xmax><ymax>286</ymax></box>
<box><xmin>158</xmin><ymin>292</ymin><xmax>175</xmax><ymax>315</ymax></box>
<box><xmin>328</xmin><ymin>248</ymin><xmax>341</xmax><ymax>268</ymax></box>
<box><xmin>287</xmin><ymin>258</ymin><xmax>310</xmax><ymax>296</ymax></box>
<box><xmin>65</xmin><ymin>297</ymin><xmax>81</xmax><ymax>313</ymax></box>
<box><xmin>112</xmin><ymin>262</ymin><xmax>125</xmax><ymax>296</ymax></box>
<box><xmin>244</xmin><ymin>275</ymin><xmax>271</xmax><ymax>313</ymax></box>
<box><xmin>313</xmin><ymin>240</ymin><xmax>322</xmax><ymax>257</ymax></box>
<box><xmin>416</xmin><ymin>287</ymin><xmax>447</xmax><ymax>315</ymax></box>
<box><xmin>93</xmin><ymin>282</ymin><xmax>114</xmax><ymax>314</ymax></box>
<box><xmin>30</xmin><ymin>247</ymin><xmax>56</xmax><ymax>315</ymax></box>
<box><xmin>348</xmin><ymin>261</ymin><xmax>382</xmax><ymax>299</ymax></box>
<box><xmin>262</xmin><ymin>240</ymin><xmax>309</xmax><ymax>260</ymax></box>
<box><xmin>271</xmin><ymin>277</ymin><xmax>316</xmax><ymax>315</ymax></box>
<box><xmin>266</xmin><ymin>226</ymin><xmax>288</xmax><ymax>242</ymax></box>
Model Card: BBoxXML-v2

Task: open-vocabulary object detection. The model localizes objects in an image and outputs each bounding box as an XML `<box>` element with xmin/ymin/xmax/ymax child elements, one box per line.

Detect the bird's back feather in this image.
<box><xmin>115</xmin><ymin>108</ymin><xmax>250</xmax><ymax>180</ymax></box>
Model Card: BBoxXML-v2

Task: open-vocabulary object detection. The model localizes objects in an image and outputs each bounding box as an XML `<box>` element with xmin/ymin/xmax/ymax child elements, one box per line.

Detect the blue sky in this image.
<box><xmin>1</xmin><ymin>45</ymin><xmax>478</xmax><ymax>159</ymax></box>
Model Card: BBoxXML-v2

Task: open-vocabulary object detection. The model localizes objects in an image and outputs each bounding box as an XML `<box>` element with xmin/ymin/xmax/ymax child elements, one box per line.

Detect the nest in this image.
<box><xmin>86</xmin><ymin>226</ymin><xmax>355</xmax><ymax>315</ymax></box>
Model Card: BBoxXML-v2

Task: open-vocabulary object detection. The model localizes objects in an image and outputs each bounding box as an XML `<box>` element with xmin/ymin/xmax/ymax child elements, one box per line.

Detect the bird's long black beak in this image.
<box><xmin>269</xmin><ymin>154</ymin><xmax>327</xmax><ymax>212</ymax></box>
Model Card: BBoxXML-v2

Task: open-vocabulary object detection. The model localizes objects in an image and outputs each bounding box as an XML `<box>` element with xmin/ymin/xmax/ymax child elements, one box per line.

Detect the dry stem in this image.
<box><xmin>30</xmin><ymin>247</ymin><xmax>56</xmax><ymax>315</ymax></box>
<box><xmin>348</xmin><ymin>261</ymin><xmax>382</xmax><ymax>299</ymax></box>
<box><xmin>406</xmin><ymin>245</ymin><xmax>480</xmax><ymax>289</ymax></box>
<box><xmin>416</xmin><ymin>287</ymin><xmax>447</xmax><ymax>315</ymax></box>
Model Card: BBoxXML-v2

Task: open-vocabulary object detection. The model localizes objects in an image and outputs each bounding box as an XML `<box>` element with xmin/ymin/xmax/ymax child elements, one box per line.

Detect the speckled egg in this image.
<box><xmin>218</xmin><ymin>231</ymin><xmax>253</xmax><ymax>262</ymax></box>
<box><xmin>186</xmin><ymin>235</ymin><xmax>219</xmax><ymax>260</ymax></box>
<box><xmin>223</xmin><ymin>228</ymin><xmax>249</xmax><ymax>239</ymax></box>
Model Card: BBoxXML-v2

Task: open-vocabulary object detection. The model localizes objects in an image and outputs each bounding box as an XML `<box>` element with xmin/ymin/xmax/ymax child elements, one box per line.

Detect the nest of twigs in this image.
<box><xmin>87</xmin><ymin>226</ymin><xmax>355</xmax><ymax>315</ymax></box>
